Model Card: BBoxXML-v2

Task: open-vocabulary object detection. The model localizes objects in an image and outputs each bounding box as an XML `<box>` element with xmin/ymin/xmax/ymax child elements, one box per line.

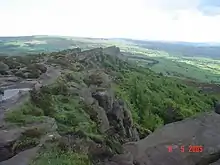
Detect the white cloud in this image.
<box><xmin>0</xmin><ymin>0</ymin><xmax>220</xmax><ymax>42</ymax></box>
<box><xmin>141</xmin><ymin>0</ymin><xmax>200</xmax><ymax>10</ymax></box>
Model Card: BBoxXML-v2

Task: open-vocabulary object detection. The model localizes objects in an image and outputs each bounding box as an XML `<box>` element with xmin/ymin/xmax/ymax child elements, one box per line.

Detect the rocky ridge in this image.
<box><xmin>0</xmin><ymin>46</ymin><xmax>219</xmax><ymax>165</ymax></box>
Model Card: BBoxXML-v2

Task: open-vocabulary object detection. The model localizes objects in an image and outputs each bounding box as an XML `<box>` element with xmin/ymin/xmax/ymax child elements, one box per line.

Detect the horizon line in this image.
<box><xmin>0</xmin><ymin>35</ymin><xmax>220</xmax><ymax>45</ymax></box>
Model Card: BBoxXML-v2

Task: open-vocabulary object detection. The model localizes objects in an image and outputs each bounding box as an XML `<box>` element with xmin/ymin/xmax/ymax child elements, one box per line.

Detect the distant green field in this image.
<box><xmin>0</xmin><ymin>35</ymin><xmax>220</xmax><ymax>83</ymax></box>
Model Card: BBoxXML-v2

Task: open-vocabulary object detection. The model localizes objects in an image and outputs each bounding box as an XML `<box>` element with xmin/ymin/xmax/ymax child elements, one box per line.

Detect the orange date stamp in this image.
<box><xmin>167</xmin><ymin>145</ymin><xmax>203</xmax><ymax>153</ymax></box>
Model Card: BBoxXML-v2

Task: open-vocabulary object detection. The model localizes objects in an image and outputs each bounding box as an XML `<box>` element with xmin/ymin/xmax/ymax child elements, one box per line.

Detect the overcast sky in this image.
<box><xmin>0</xmin><ymin>0</ymin><xmax>220</xmax><ymax>42</ymax></box>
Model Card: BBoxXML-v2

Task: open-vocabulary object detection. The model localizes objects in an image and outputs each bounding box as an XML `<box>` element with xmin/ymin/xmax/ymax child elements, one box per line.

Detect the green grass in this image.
<box><xmin>5</xmin><ymin>102</ymin><xmax>46</xmax><ymax>125</ymax></box>
<box><xmin>149</xmin><ymin>58</ymin><xmax>220</xmax><ymax>83</ymax></box>
<box><xmin>31</xmin><ymin>146</ymin><xmax>91</xmax><ymax>165</ymax></box>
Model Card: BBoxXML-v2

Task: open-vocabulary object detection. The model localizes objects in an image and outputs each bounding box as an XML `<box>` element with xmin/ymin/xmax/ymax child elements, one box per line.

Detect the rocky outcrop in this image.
<box><xmin>0</xmin><ymin>117</ymin><xmax>59</xmax><ymax>163</ymax></box>
<box><xmin>0</xmin><ymin>62</ymin><xmax>9</xmax><ymax>75</ymax></box>
<box><xmin>0</xmin><ymin>129</ymin><xmax>23</xmax><ymax>161</ymax></box>
<box><xmin>0</xmin><ymin>147</ymin><xmax>39</xmax><ymax>165</ymax></box>
<box><xmin>62</xmin><ymin>48</ymin><xmax>81</xmax><ymax>55</ymax></box>
<box><xmin>103</xmin><ymin>46</ymin><xmax>120</xmax><ymax>56</ymax></box>
<box><xmin>78</xmin><ymin>69</ymin><xmax>139</xmax><ymax>143</ymax></box>
<box><xmin>91</xmin><ymin>71</ymin><xmax>138</xmax><ymax>140</ymax></box>
<box><xmin>80</xmin><ymin>47</ymin><xmax>103</xmax><ymax>55</ymax></box>
<box><xmin>78</xmin><ymin>48</ymin><xmax>103</xmax><ymax>60</ymax></box>
<box><xmin>104</xmin><ymin>112</ymin><xmax>220</xmax><ymax>165</ymax></box>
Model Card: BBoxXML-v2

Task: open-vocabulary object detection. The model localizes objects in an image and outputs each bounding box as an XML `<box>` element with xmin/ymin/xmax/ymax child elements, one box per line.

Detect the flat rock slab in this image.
<box><xmin>0</xmin><ymin>147</ymin><xmax>39</xmax><ymax>165</ymax></box>
<box><xmin>123</xmin><ymin>112</ymin><xmax>220</xmax><ymax>165</ymax></box>
<box><xmin>0</xmin><ymin>129</ymin><xmax>23</xmax><ymax>144</ymax></box>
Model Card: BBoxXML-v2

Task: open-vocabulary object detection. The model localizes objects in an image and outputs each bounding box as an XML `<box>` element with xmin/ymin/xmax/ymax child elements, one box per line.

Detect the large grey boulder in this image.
<box><xmin>0</xmin><ymin>62</ymin><xmax>9</xmax><ymax>75</ymax></box>
<box><xmin>119</xmin><ymin>112</ymin><xmax>220</xmax><ymax>165</ymax></box>
<box><xmin>0</xmin><ymin>147</ymin><xmax>39</xmax><ymax>165</ymax></box>
<box><xmin>0</xmin><ymin>129</ymin><xmax>23</xmax><ymax>161</ymax></box>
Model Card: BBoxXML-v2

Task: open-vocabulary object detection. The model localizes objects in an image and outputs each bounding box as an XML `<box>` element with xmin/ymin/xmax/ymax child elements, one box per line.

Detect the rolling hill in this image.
<box><xmin>0</xmin><ymin>36</ymin><xmax>220</xmax><ymax>84</ymax></box>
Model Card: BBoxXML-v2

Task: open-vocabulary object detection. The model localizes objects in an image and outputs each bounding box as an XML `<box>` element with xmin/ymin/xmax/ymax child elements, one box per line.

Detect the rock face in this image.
<box><xmin>79</xmin><ymin>69</ymin><xmax>139</xmax><ymax>142</ymax></box>
<box><xmin>103</xmin><ymin>46</ymin><xmax>121</xmax><ymax>56</ymax></box>
<box><xmin>105</xmin><ymin>112</ymin><xmax>220</xmax><ymax>165</ymax></box>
